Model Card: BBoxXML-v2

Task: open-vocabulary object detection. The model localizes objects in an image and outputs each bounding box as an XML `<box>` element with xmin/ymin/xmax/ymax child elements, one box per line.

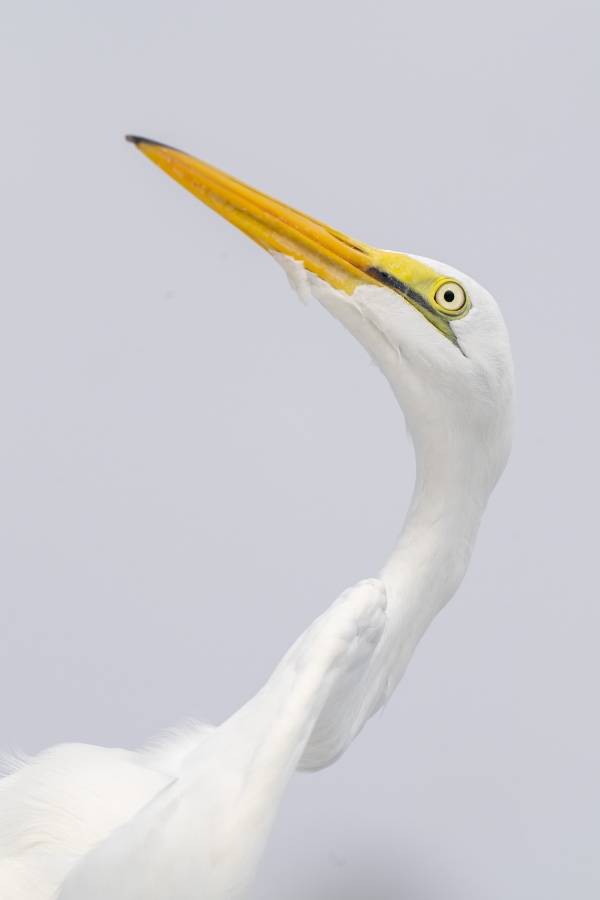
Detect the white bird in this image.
<box><xmin>0</xmin><ymin>137</ymin><xmax>514</xmax><ymax>899</ymax></box>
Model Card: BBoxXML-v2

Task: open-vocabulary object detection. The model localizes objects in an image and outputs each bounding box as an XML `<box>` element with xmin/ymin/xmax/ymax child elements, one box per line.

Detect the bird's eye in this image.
<box><xmin>434</xmin><ymin>281</ymin><xmax>467</xmax><ymax>312</ymax></box>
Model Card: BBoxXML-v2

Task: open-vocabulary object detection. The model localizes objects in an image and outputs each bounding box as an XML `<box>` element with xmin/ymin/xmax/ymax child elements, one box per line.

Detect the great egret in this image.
<box><xmin>0</xmin><ymin>138</ymin><xmax>514</xmax><ymax>900</ymax></box>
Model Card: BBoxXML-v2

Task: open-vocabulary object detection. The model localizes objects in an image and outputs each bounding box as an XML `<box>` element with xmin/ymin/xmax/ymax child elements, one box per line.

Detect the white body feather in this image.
<box><xmin>1</xmin><ymin>581</ymin><xmax>387</xmax><ymax>899</ymax></box>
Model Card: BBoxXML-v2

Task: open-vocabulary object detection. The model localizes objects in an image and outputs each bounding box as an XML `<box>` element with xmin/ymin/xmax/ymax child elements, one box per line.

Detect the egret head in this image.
<box><xmin>285</xmin><ymin>250</ymin><xmax>515</xmax><ymax>499</ymax></box>
<box><xmin>127</xmin><ymin>137</ymin><xmax>514</xmax><ymax>495</ymax></box>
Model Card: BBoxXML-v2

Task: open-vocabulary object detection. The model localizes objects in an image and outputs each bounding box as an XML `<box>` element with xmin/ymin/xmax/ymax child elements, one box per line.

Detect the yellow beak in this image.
<box><xmin>126</xmin><ymin>135</ymin><xmax>385</xmax><ymax>294</ymax></box>
<box><xmin>126</xmin><ymin>136</ymin><xmax>469</xmax><ymax>342</ymax></box>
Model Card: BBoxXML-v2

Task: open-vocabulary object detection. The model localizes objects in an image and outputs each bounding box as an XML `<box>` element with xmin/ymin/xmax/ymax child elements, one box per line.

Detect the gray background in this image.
<box><xmin>1</xmin><ymin>1</ymin><xmax>599</xmax><ymax>897</ymax></box>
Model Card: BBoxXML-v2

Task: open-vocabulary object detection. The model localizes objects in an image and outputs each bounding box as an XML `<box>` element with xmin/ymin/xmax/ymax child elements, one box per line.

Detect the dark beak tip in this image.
<box><xmin>125</xmin><ymin>134</ymin><xmax>181</xmax><ymax>153</ymax></box>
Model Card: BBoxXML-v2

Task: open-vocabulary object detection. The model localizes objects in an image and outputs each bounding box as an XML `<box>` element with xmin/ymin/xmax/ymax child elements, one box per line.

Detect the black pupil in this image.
<box><xmin>443</xmin><ymin>289</ymin><xmax>455</xmax><ymax>303</ymax></box>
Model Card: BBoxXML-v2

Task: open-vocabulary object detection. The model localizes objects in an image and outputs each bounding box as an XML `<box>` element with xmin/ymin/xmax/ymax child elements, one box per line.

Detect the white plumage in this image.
<box><xmin>1</xmin><ymin>582</ymin><xmax>387</xmax><ymax>899</ymax></box>
<box><xmin>0</xmin><ymin>139</ymin><xmax>514</xmax><ymax>899</ymax></box>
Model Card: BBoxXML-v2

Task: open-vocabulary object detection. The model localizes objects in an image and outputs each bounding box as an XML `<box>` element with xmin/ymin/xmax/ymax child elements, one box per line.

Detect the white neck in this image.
<box><xmin>370</xmin><ymin>433</ymin><xmax>490</xmax><ymax>715</ymax></box>
<box><xmin>299</xmin><ymin>422</ymin><xmax>494</xmax><ymax>771</ymax></box>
